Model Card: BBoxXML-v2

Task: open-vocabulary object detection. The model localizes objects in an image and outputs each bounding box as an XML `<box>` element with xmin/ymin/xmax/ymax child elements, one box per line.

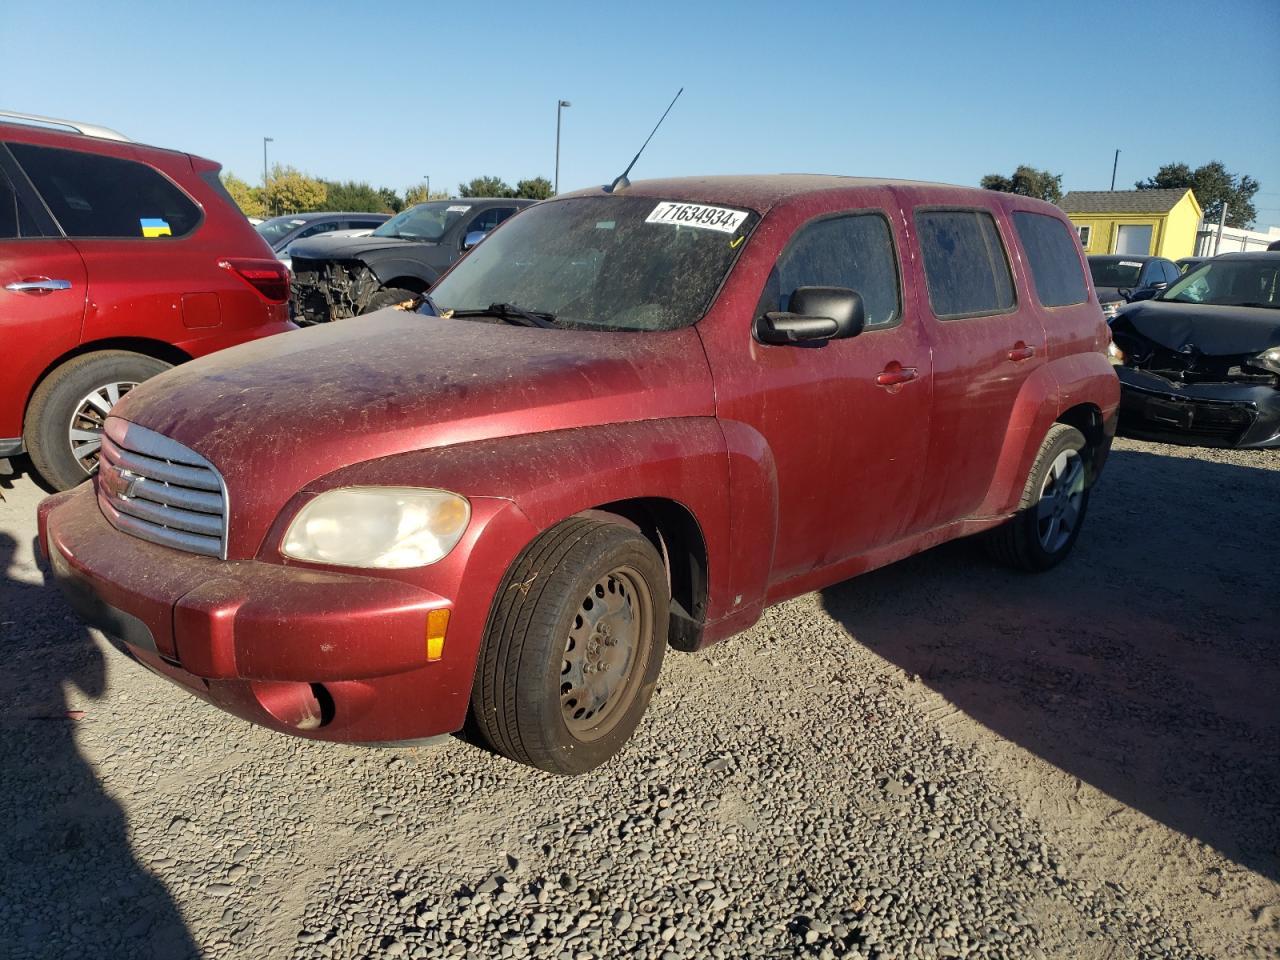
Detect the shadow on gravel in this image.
<box><xmin>0</xmin><ymin>533</ymin><xmax>198</xmax><ymax>959</ymax></box>
<box><xmin>821</xmin><ymin>446</ymin><xmax>1280</xmax><ymax>881</ymax></box>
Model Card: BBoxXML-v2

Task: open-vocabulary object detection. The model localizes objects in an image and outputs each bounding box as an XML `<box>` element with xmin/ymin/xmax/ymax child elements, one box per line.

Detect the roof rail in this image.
<box><xmin>0</xmin><ymin>109</ymin><xmax>130</xmax><ymax>142</ymax></box>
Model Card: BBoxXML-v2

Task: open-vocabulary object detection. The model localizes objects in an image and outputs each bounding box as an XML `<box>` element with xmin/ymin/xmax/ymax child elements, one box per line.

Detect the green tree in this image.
<box><xmin>514</xmin><ymin>176</ymin><xmax>554</xmax><ymax>200</ymax></box>
<box><xmin>264</xmin><ymin>165</ymin><xmax>327</xmax><ymax>214</ymax></box>
<box><xmin>378</xmin><ymin>187</ymin><xmax>404</xmax><ymax>213</ymax></box>
<box><xmin>980</xmin><ymin>165</ymin><xmax>1063</xmax><ymax>204</ymax></box>
<box><xmin>1135</xmin><ymin>161</ymin><xmax>1259</xmax><ymax>228</ymax></box>
<box><xmin>459</xmin><ymin>176</ymin><xmax>514</xmax><ymax>198</ymax></box>
<box><xmin>321</xmin><ymin>179</ymin><xmax>385</xmax><ymax>212</ymax></box>
<box><xmin>403</xmin><ymin>184</ymin><xmax>432</xmax><ymax>206</ymax></box>
<box><xmin>220</xmin><ymin>172</ymin><xmax>266</xmax><ymax>218</ymax></box>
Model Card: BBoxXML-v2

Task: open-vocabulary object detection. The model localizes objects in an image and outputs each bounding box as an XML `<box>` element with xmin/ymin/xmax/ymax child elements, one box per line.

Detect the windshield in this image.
<box><xmin>373</xmin><ymin>201</ymin><xmax>472</xmax><ymax>241</ymax></box>
<box><xmin>1161</xmin><ymin>259</ymin><xmax>1280</xmax><ymax>308</ymax></box>
<box><xmin>428</xmin><ymin>196</ymin><xmax>759</xmax><ymax>331</ymax></box>
<box><xmin>1089</xmin><ymin>258</ymin><xmax>1143</xmax><ymax>288</ymax></box>
<box><xmin>255</xmin><ymin>217</ymin><xmax>310</xmax><ymax>245</ymax></box>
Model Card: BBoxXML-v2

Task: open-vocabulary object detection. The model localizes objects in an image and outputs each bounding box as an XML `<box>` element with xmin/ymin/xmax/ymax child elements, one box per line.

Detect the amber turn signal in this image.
<box><xmin>427</xmin><ymin>608</ymin><xmax>450</xmax><ymax>661</ymax></box>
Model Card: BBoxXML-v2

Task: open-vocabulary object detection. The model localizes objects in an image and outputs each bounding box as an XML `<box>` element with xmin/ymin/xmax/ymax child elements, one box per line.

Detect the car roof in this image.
<box><xmin>1211</xmin><ymin>251</ymin><xmax>1280</xmax><ymax>261</ymax></box>
<box><xmin>558</xmin><ymin>174</ymin><xmax>990</xmax><ymax>214</ymax></box>
<box><xmin>262</xmin><ymin>212</ymin><xmax>389</xmax><ymax>222</ymax></box>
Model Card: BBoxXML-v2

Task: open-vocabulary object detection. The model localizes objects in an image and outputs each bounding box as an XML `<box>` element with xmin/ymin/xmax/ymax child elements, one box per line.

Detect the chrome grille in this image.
<box><xmin>97</xmin><ymin>418</ymin><xmax>227</xmax><ymax>558</ymax></box>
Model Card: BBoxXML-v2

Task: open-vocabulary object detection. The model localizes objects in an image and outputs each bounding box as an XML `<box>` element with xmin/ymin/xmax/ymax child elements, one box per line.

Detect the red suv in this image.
<box><xmin>40</xmin><ymin>176</ymin><xmax>1119</xmax><ymax>774</ymax></box>
<box><xmin>1</xmin><ymin>111</ymin><xmax>293</xmax><ymax>490</ymax></box>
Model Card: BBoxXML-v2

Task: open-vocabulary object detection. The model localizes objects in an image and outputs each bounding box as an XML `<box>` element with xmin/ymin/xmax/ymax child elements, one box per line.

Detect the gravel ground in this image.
<box><xmin>1</xmin><ymin>437</ymin><xmax>1277</xmax><ymax>960</ymax></box>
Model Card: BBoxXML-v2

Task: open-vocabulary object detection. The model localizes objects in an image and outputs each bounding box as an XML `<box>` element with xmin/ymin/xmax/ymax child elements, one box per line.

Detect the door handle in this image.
<box><xmin>876</xmin><ymin>364</ymin><xmax>918</xmax><ymax>387</ymax></box>
<box><xmin>1008</xmin><ymin>342</ymin><xmax>1036</xmax><ymax>362</ymax></box>
<box><xmin>5</xmin><ymin>278</ymin><xmax>73</xmax><ymax>293</ymax></box>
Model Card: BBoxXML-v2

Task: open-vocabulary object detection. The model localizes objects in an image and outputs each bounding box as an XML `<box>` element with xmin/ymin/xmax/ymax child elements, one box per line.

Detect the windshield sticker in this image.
<box><xmin>595</xmin><ymin>221</ymin><xmax>616</xmax><ymax>230</ymax></box>
<box><xmin>447</xmin><ymin>205</ymin><xmax>471</xmax><ymax>213</ymax></box>
<box><xmin>1119</xmin><ymin>260</ymin><xmax>1143</xmax><ymax>268</ymax></box>
<box><xmin>645</xmin><ymin>202</ymin><xmax>748</xmax><ymax>234</ymax></box>
<box><xmin>140</xmin><ymin>218</ymin><xmax>171</xmax><ymax>238</ymax></box>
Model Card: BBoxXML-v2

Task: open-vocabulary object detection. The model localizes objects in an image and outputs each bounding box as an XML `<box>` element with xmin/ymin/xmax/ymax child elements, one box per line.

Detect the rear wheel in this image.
<box><xmin>362</xmin><ymin>287</ymin><xmax>419</xmax><ymax>314</ymax></box>
<box><xmin>24</xmin><ymin>351</ymin><xmax>172</xmax><ymax>491</ymax></box>
<box><xmin>985</xmin><ymin>423</ymin><xmax>1090</xmax><ymax>572</ymax></box>
<box><xmin>470</xmin><ymin>518</ymin><xmax>669</xmax><ymax>775</ymax></box>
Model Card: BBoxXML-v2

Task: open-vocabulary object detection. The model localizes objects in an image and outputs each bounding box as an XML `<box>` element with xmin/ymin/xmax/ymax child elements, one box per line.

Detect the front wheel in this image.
<box><xmin>470</xmin><ymin>518</ymin><xmax>669</xmax><ymax>775</ymax></box>
<box><xmin>24</xmin><ymin>351</ymin><xmax>172</xmax><ymax>491</ymax></box>
<box><xmin>985</xmin><ymin>423</ymin><xmax>1090</xmax><ymax>572</ymax></box>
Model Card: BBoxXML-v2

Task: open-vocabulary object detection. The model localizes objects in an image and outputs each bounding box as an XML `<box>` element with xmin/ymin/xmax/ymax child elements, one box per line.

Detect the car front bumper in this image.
<box><xmin>1116</xmin><ymin>367</ymin><xmax>1280</xmax><ymax>449</ymax></box>
<box><xmin>38</xmin><ymin>484</ymin><xmax>501</xmax><ymax>744</ymax></box>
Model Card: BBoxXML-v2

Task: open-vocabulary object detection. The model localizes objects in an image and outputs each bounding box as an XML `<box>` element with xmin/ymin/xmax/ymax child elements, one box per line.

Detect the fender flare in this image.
<box><xmin>976</xmin><ymin>353</ymin><xmax>1120</xmax><ymax>517</ymax></box>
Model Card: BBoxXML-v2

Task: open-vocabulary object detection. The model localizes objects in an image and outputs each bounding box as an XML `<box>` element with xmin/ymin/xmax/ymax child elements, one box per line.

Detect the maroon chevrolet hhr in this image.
<box><xmin>40</xmin><ymin>176</ymin><xmax>1120</xmax><ymax>774</ymax></box>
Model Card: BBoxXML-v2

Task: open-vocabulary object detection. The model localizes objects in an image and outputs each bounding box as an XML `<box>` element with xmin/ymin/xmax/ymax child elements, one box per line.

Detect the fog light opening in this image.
<box><xmin>253</xmin><ymin>680</ymin><xmax>335</xmax><ymax>731</ymax></box>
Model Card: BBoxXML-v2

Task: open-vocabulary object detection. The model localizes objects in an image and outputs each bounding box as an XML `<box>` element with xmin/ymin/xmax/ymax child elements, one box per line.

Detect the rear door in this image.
<box><xmin>903</xmin><ymin>199</ymin><xmax>1046</xmax><ymax>528</ymax></box>
<box><xmin>0</xmin><ymin>148</ymin><xmax>87</xmax><ymax>441</ymax></box>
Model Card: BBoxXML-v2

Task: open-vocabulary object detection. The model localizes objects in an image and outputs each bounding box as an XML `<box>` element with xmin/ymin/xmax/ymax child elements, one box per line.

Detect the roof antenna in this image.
<box><xmin>604</xmin><ymin>87</ymin><xmax>683</xmax><ymax>194</ymax></box>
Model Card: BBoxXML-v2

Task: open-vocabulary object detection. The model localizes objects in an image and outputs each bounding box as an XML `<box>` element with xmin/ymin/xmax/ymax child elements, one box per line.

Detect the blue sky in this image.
<box><xmin>5</xmin><ymin>0</ymin><xmax>1279</xmax><ymax>226</ymax></box>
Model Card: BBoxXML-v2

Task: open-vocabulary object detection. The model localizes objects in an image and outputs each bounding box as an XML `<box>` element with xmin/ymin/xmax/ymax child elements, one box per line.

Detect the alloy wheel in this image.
<box><xmin>68</xmin><ymin>381</ymin><xmax>137</xmax><ymax>474</ymax></box>
<box><xmin>1036</xmin><ymin>449</ymin><xmax>1085</xmax><ymax>553</ymax></box>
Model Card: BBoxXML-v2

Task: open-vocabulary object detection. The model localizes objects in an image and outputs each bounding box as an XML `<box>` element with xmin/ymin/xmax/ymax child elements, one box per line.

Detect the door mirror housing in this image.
<box><xmin>755</xmin><ymin>286</ymin><xmax>866</xmax><ymax>345</ymax></box>
<box><xmin>462</xmin><ymin>230</ymin><xmax>487</xmax><ymax>251</ymax></box>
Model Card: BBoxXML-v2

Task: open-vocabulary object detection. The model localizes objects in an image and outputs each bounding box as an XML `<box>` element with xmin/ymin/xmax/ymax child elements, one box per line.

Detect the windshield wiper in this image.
<box><xmin>450</xmin><ymin>303</ymin><xmax>559</xmax><ymax>328</ymax></box>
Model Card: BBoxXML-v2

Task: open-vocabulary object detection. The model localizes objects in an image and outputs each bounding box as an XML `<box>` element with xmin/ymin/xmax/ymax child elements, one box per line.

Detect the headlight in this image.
<box><xmin>1249</xmin><ymin>346</ymin><xmax>1280</xmax><ymax>375</ymax></box>
<box><xmin>1106</xmin><ymin>339</ymin><xmax>1126</xmax><ymax>366</ymax></box>
<box><xmin>282</xmin><ymin>487</ymin><xmax>470</xmax><ymax>568</ymax></box>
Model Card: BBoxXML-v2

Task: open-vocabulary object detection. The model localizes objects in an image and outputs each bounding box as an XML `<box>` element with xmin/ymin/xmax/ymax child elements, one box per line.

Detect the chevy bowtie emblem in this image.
<box><xmin>122</xmin><ymin>473</ymin><xmax>142</xmax><ymax>499</ymax></box>
<box><xmin>103</xmin><ymin>465</ymin><xmax>142</xmax><ymax>500</ymax></box>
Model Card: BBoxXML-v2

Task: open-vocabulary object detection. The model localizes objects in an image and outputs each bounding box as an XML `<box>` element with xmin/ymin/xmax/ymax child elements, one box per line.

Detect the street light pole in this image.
<box><xmin>555</xmin><ymin>100</ymin><xmax>571</xmax><ymax>195</ymax></box>
<box><xmin>1110</xmin><ymin>148</ymin><xmax>1120</xmax><ymax>191</ymax></box>
<box><xmin>263</xmin><ymin>136</ymin><xmax>274</xmax><ymax>213</ymax></box>
<box><xmin>424</xmin><ymin>175</ymin><xmax>430</xmax><ymax>199</ymax></box>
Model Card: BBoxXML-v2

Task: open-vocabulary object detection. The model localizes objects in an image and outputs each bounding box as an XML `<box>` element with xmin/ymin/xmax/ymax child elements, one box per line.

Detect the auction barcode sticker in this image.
<box><xmin>447</xmin><ymin>205</ymin><xmax>472</xmax><ymax>213</ymax></box>
<box><xmin>645</xmin><ymin>201</ymin><xmax>748</xmax><ymax>234</ymax></box>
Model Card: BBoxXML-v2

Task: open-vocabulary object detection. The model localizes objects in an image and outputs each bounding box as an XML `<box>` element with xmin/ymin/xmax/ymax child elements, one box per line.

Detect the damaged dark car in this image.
<box><xmin>1108</xmin><ymin>252</ymin><xmax>1280</xmax><ymax>448</ymax></box>
<box><xmin>287</xmin><ymin>198</ymin><xmax>534</xmax><ymax>324</ymax></box>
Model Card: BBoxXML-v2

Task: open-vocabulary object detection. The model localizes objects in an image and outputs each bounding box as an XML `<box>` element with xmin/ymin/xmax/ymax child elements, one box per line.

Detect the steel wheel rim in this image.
<box><xmin>559</xmin><ymin>565</ymin><xmax>651</xmax><ymax>741</ymax></box>
<box><xmin>68</xmin><ymin>381</ymin><xmax>137</xmax><ymax>474</ymax></box>
<box><xmin>1036</xmin><ymin>448</ymin><xmax>1085</xmax><ymax>553</ymax></box>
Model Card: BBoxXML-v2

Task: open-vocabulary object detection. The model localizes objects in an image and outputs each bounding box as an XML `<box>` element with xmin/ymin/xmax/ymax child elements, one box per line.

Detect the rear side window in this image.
<box><xmin>0</xmin><ymin>164</ymin><xmax>41</xmax><ymax>239</ymax></box>
<box><xmin>916</xmin><ymin>209</ymin><xmax>1015</xmax><ymax>318</ymax></box>
<box><xmin>766</xmin><ymin>213</ymin><xmax>901</xmax><ymax>329</ymax></box>
<box><xmin>1012</xmin><ymin>211</ymin><xmax>1088</xmax><ymax>307</ymax></box>
<box><xmin>9</xmin><ymin>143</ymin><xmax>201</xmax><ymax>239</ymax></box>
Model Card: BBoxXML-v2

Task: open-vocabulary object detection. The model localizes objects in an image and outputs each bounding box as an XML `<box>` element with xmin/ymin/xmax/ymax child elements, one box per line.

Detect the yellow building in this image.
<box><xmin>1062</xmin><ymin>188</ymin><xmax>1202</xmax><ymax>260</ymax></box>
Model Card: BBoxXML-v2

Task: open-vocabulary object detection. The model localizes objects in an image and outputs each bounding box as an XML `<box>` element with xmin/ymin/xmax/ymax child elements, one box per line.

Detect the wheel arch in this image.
<box><xmin>25</xmin><ymin>338</ymin><xmax>192</xmax><ymax>421</ymax></box>
<box><xmin>573</xmin><ymin>497</ymin><xmax>710</xmax><ymax>652</ymax></box>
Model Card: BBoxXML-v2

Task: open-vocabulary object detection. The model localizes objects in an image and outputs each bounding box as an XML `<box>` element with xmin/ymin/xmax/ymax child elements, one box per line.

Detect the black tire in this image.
<box><xmin>361</xmin><ymin>287</ymin><xmax>419</xmax><ymax>314</ymax></box>
<box><xmin>985</xmin><ymin>423</ymin><xmax>1090</xmax><ymax>572</ymax></box>
<box><xmin>24</xmin><ymin>351</ymin><xmax>172</xmax><ymax>491</ymax></box>
<box><xmin>470</xmin><ymin>518</ymin><xmax>669</xmax><ymax>775</ymax></box>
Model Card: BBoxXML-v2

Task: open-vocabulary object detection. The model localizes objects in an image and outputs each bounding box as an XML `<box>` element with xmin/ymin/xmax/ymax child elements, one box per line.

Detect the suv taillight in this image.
<box><xmin>219</xmin><ymin>258</ymin><xmax>290</xmax><ymax>303</ymax></box>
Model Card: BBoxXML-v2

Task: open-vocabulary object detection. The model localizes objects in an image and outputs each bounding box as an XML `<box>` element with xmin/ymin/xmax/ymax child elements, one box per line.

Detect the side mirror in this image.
<box><xmin>462</xmin><ymin>230</ymin><xmax>487</xmax><ymax>251</ymax></box>
<box><xmin>755</xmin><ymin>286</ymin><xmax>865</xmax><ymax>345</ymax></box>
<box><xmin>1129</xmin><ymin>283</ymin><xmax>1164</xmax><ymax>302</ymax></box>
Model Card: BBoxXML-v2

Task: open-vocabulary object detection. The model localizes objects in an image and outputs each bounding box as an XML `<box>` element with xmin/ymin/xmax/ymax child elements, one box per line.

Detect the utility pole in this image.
<box><xmin>263</xmin><ymin>137</ymin><xmax>274</xmax><ymax>214</ymax></box>
<box><xmin>1110</xmin><ymin>149</ymin><xmax>1120</xmax><ymax>191</ymax></box>
<box><xmin>1213</xmin><ymin>203</ymin><xmax>1229</xmax><ymax>255</ymax></box>
<box><xmin>424</xmin><ymin>175</ymin><xmax>430</xmax><ymax>199</ymax></box>
<box><xmin>555</xmin><ymin>100</ymin><xmax>571</xmax><ymax>195</ymax></box>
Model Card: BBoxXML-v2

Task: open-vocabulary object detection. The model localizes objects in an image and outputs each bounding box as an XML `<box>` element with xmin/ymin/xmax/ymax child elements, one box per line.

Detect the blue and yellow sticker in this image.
<box><xmin>140</xmin><ymin>218</ymin><xmax>171</xmax><ymax>238</ymax></box>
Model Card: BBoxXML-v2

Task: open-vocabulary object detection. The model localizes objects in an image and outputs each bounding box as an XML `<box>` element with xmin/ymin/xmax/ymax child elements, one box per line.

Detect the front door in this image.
<box><xmin>706</xmin><ymin>201</ymin><xmax>934</xmax><ymax>586</ymax></box>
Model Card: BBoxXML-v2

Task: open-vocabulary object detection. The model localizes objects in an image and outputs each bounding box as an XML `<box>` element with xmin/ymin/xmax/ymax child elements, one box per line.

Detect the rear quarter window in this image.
<box><xmin>1012</xmin><ymin>211</ymin><xmax>1088</xmax><ymax>307</ymax></box>
<box><xmin>915</xmin><ymin>209</ymin><xmax>1015</xmax><ymax>318</ymax></box>
<box><xmin>9</xmin><ymin>143</ymin><xmax>201</xmax><ymax>239</ymax></box>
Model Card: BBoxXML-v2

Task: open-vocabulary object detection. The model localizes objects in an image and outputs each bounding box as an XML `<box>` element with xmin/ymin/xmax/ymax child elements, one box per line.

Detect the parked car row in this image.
<box><xmin>253</xmin><ymin>211</ymin><xmax>390</xmax><ymax>271</ymax></box>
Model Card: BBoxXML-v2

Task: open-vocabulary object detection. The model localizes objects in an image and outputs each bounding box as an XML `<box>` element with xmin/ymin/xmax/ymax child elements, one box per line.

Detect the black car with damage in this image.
<box><xmin>1108</xmin><ymin>252</ymin><xmax>1280</xmax><ymax>448</ymax></box>
<box><xmin>288</xmin><ymin>198</ymin><xmax>534</xmax><ymax>324</ymax></box>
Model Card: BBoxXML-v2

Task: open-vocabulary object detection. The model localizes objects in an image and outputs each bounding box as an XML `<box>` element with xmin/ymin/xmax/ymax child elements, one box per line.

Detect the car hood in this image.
<box><xmin>1114</xmin><ymin>300</ymin><xmax>1280</xmax><ymax>355</ymax></box>
<box><xmin>288</xmin><ymin>233</ymin><xmax>435</xmax><ymax>261</ymax></box>
<box><xmin>111</xmin><ymin>311</ymin><xmax>715</xmax><ymax>558</ymax></box>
